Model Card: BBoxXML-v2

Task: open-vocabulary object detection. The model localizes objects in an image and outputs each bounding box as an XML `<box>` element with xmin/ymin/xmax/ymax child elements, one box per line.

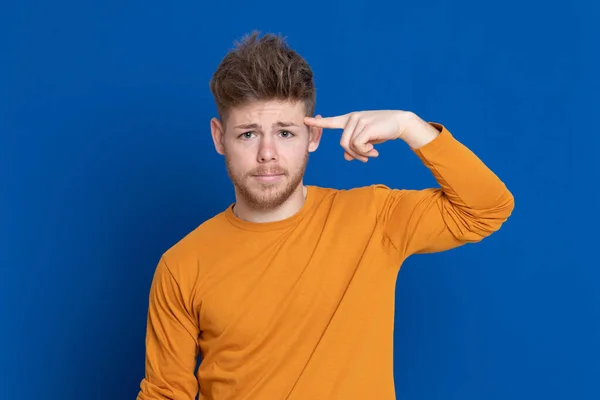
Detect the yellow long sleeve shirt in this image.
<box><xmin>137</xmin><ymin>124</ymin><xmax>514</xmax><ymax>400</ymax></box>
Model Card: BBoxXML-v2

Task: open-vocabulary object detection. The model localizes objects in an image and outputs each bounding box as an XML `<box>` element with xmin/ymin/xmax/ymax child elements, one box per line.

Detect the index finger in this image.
<box><xmin>304</xmin><ymin>114</ymin><xmax>349</xmax><ymax>129</ymax></box>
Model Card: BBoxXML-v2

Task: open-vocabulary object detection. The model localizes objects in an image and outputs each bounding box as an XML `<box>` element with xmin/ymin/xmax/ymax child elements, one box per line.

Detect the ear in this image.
<box><xmin>307</xmin><ymin>114</ymin><xmax>323</xmax><ymax>153</ymax></box>
<box><xmin>210</xmin><ymin>117</ymin><xmax>226</xmax><ymax>155</ymax></box>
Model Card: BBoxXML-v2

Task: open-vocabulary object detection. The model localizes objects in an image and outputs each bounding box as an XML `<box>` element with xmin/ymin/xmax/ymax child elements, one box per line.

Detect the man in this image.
<box><xmin>137</xmin><ymin>32</ymin><xmax>514</xmax><ymax>400</ymax></box>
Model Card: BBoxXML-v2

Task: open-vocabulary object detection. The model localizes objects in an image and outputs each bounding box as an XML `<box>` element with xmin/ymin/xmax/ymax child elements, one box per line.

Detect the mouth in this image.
<box><xmin>251</xmin><ymin>173</ymin><xmax>285</xmax><ymax>182</ymax></box>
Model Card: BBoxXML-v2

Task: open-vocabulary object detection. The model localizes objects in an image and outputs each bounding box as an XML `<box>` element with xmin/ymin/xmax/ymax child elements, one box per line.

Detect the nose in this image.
<box><xmin>257</xmin><ymin>136</ymin><xmax>278</xmax><ymax>163</ymax></box>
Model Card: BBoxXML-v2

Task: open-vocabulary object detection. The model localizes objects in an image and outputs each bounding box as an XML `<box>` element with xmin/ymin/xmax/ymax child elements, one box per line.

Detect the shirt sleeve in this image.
<box><xmin>375</xmin><ymin>123</ymin><xmax>515</xmax><ymax>259</ymax></box>
<box><xmin>137</xmin><ymin>257</ymin><xmax>200</xmax><ymax>400</ymax></box>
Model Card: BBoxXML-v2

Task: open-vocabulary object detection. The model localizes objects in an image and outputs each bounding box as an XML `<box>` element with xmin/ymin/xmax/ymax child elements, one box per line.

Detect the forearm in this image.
<box><xmin>378</xmin><ymin>120</ymin><xmax>514</xmax><ymax>257</ymax></box>
<box><xmin>410</xmin><ymin>120</ymin><xmax>514</xmax><ymax>228</ymax></box>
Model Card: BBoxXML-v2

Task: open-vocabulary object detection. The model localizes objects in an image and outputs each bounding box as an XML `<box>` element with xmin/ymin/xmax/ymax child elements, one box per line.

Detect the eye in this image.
<box><xmin>279</xmin><ymin>130</ymin><xmax>295</xmax><ymax>138</ymax></box>
<box><xmin>239</xmin><ymin>131</ymin><xmax>255</xmax><ymax>140</ymax></box>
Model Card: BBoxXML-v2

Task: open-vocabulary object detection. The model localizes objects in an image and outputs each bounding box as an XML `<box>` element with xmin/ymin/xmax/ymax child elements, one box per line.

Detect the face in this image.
<box><xmin>210</xmin><ymin>99</ymin><xmax>322</xmax><ymax>211</ymax></box>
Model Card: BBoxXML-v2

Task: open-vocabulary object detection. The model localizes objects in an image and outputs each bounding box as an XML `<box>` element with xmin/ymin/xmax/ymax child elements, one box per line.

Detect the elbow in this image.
<box><xmin>452</xmin><ymin>190</ymin><xmax>515</xmax><ymax>242</ymax></box>
<box><xmin>469</xmin><ymin>191</ymin><xmax>515</xmax><ymax>239</ymax></box>
<box><xmin>497</xmin><ymin>189</ymin><xmax>516</xmax><ymax>223</ymax></box>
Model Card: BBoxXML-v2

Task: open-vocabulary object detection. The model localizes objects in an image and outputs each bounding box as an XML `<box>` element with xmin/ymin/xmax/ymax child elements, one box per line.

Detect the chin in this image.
<box><xmin>250</xmin><ymin>187</ymin><xmax>290</xmax><ymax>209</ymax></box>
<box><xmin>240</xmin><ymin>179</ymin><xmax>299</xmax><ymax>210</ymax></box>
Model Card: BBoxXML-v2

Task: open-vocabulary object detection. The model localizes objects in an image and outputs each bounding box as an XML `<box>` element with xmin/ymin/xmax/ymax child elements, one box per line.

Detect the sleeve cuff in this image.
<box><xmin>412</xmin><ymin>122</ymin><xmax>455</xmax><ymax>160</ymax></box>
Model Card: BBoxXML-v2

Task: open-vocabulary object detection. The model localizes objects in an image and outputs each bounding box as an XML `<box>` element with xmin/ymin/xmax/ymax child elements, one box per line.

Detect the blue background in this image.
<box><xmin>2</xmin><ymin>1</ymin><xmax>598</xmax><ymax>399</ymax></box>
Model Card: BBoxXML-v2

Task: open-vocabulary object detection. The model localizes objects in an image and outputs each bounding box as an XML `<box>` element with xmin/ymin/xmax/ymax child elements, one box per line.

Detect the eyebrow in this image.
<box><xmin>234</xmin><ymin>121</ymin><xmax>299</xmax><ymax>130</ymax></box>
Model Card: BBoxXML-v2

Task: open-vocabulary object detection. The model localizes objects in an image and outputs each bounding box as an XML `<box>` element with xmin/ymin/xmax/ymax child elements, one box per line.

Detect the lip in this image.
<box><xmin>252</xmin><ymin>174</ymin><xmax>284</xmax><ymax>182</ymax></box>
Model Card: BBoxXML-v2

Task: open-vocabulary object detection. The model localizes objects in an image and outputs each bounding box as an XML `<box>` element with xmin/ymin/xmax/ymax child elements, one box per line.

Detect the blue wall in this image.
<box><xmin>2</xmin><ymin>1</ymin><xmax>598</xmax><ymax>399</ymax></box>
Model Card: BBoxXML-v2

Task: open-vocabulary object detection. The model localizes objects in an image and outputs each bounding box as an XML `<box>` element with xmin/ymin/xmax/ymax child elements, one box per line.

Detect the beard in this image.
<box><xmin>224</xmin><ymin>151</ymin><xmax>308</xmax><ymax>211</ymax></box>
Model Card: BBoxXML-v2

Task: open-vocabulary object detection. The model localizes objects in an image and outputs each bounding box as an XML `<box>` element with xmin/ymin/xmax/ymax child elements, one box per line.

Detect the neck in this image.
<box><xmin>233</xmin><ymin>184</ymin><xmax>307</xmax><ymax>223</ymax></box>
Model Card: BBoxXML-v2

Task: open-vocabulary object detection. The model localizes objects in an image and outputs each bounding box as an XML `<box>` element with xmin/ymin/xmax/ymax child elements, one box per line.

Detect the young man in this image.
<box><xmin>137</xmin><ymin>32</ymin><xmax>514</xmax><ymax>400</ymax></box>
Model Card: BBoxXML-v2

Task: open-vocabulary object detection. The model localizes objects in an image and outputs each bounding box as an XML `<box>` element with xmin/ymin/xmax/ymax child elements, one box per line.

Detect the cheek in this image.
<box><xmin>225</xmin><ymin>146</ymin><xmax>256</xmax><ymax>170</ymax></box>
<box><xmin>281</xmin><ymin>146</ymin><xmax>308</xmax><ymax>166</ymax></box>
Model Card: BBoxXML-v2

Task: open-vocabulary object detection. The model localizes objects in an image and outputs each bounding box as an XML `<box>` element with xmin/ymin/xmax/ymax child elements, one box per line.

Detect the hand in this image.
<box><xmin>304</xmin><ymin>110</ymin><xmax>438</xmax><ymax>162</ymax></box>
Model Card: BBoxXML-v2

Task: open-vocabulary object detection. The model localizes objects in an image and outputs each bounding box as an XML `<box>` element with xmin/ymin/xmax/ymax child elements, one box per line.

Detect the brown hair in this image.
<box><xmin>209</xmin><ymin>31</ymin><xmax>316</xmax><ymax>124</ymax></box>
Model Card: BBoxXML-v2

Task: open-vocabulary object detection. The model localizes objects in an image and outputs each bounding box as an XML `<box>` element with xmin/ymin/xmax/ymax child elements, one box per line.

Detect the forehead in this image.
<box><xmin>226</xmin><ymin>100</ymin><xmax>305</xmax><ymax>126</ymax></box>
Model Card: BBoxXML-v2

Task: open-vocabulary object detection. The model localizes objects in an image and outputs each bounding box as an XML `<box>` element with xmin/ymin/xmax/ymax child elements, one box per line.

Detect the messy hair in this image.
<box><xmin>209</xmin><ymin>31</ymin><xmax>316</xmax><ymax>124</ymax></box>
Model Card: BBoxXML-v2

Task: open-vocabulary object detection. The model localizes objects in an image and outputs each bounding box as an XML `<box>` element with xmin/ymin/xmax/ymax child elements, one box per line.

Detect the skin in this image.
<box><xmin>210</xmin><ymin>99</ymin><xmax>440</xmax><ymax>223</ymax></box>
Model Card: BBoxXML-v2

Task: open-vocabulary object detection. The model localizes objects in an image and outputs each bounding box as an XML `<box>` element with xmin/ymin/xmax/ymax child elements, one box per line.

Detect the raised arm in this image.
<box><xmin>304</xmin><ymin>111</ymin><xmax>514</xmax><ymax>258</ymax></box>
<box><xmin>137</xmin><ymin>257</ymin><xmax>200</xmax><ymax>400</ymax></box>
<box><xmin>375</xmin><ymin>123</ymin><xmax>514</xmax><ymax>256</ymax></box>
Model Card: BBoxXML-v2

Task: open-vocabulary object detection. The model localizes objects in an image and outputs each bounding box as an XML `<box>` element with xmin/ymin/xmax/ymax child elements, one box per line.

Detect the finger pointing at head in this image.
<box><xmin>304</xmin><ymin>114</ymin><xmax>349</xmax><ymax>129</ymax></box>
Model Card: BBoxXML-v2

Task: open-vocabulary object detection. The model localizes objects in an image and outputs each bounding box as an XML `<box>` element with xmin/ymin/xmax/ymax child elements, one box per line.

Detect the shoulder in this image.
<box><xmin>311</xmin><ymin>183</ymin><xmax>400</xmax><ymax>216</ymax></box>
<box><xmin>317</xmin><ymin>183</ymin><xmax>397</xmax><ymax>202</ymax></box>
<box><xmin>157</xmin><ymin>210</ymin><xmax>231</xmax><ymax>282</ymax></box>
